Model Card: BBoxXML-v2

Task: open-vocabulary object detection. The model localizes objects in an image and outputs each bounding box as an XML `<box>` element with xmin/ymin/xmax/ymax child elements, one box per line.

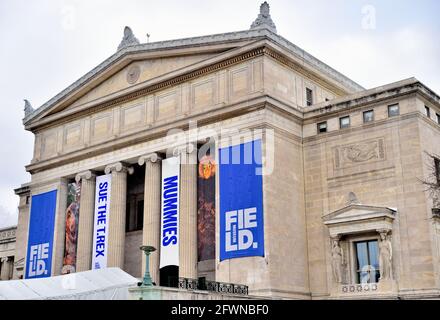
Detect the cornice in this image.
<box><xmin>23</xmin><ymin>28</ymin><xmax>364</xmax><ymax>127</ymax></box>
<box><xmin>27</xmin><ymin>42</ymin><xmax>354</xmax><ymax>133</ymax></box>
<box><xmin>304</xmin><ymin>78</ymin><xmax>440</xmax><ymax>121</ymax></box>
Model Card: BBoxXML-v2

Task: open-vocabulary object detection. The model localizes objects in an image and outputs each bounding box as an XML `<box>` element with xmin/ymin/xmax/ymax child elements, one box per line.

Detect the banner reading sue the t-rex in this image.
<box><xmin>61</xmin><ymin>181</ymin><xmax>81</xmax><ymax>274</ymax></box>
<box><xmin>197</xmin><ymin>153</ymin><xmax>216</xmax><ymax>262</ymax></box>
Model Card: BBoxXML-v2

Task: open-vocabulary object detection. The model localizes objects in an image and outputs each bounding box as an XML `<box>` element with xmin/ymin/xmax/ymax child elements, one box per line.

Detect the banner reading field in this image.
<box><xmin>25</xmin><ymin>190</ymin><xmax>58</xmax><ymax>279</ymax></box>
<box><xmin>219</xmin><ymin>139</ymin><xmax>265</xmax><ymax>261</ymax></box>
<box><xmin>160</xmin><ymin>156</ymin><xmax>180</xmax><ymax>268</ymax></box>
<box><xmin>92</xmin><ymin>174</ymin><xmax>112</xmax><ymax>270</ymax></box>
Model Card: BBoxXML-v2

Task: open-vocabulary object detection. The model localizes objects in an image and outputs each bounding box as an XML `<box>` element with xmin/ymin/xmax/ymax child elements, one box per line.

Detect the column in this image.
<box><xmin>13</xmin><ymin>185</ymin><xmax>30</xmax><ymax>279</ymax></box>
<box><xmin>75</xmin><ymin>170</ymin><xmax>96</xmax><ymax>272</ymax></box>
<box><xmin>105</xmin><ymin>162</ymin><xmax>133</xmax><ymax>269</ymax></box>
<box><xmin>52</xmin><ymin>178</ymin><xmax>68</xmax><ymax>276</ymax></box>
<box><xmin>176</xmin><ymin>143</ymin><xmax>198</xmax><ymax>280</ymax></box>
<box><xmin>0</xmin><ymin>257</ymin><xmax>10</xmax><ymax>280</ymax></box>
<box><xmin>138</xmin><ymin>153</ymin><xmax>162</xmax><ymax>284</ymax></box>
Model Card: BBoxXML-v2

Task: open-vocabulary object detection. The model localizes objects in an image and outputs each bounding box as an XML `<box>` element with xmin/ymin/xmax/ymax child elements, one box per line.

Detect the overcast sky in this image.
<box><xmin>0</xmin><ymin>0</ymin><xmax>439</xmax><ymax>228</ymax></box>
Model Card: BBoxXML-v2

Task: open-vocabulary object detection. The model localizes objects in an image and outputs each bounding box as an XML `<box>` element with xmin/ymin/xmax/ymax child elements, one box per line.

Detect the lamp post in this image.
<box><xmin>140</xmin><ymin>245</ymin><xmax>156</xmax><ymax>286</ymax></box>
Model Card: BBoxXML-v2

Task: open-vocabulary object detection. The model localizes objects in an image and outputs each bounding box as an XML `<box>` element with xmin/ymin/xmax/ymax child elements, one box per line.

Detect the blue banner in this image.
<box><xmin>25</xmin><ymin>190</ymin><xmax>57</xmax><ymax>279</ymax></box>
<box><xmin>219</xmin><ymin>139</ymin><xmax>264</xmax><ymax>261</ymax></box>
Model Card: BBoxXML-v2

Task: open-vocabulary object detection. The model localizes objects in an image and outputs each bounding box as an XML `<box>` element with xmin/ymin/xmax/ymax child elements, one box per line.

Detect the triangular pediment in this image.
<box><xmin>63</xmin><ymin>53</ymin><xmax>218</xmax><ymax>111</ymax></box>
<box><xmin>323</xmin><ymin>204</ymin><xmax>396</xmax><ymax>226</ymax></box>
<box><xmin>24</xmin><ymin>35</ymin><xmax>260</xmax><ymax>128</ymax></box>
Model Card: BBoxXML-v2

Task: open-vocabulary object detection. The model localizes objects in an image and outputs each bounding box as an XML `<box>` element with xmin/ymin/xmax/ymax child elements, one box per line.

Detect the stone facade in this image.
<box><xmin>13</xmin><ymin>3</ymin><xmax>440</xmax><ymax>299</ymax></box>
<box><xmin>0</xmin><ymin>227</ymin><xmax>17</xmax><ymax>280</ymax></box>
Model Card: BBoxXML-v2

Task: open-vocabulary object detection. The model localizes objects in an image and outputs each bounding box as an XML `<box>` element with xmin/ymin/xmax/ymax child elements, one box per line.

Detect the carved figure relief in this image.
<box><xmin>378</xmin><ymin>231</ymin><xmax>393</xmax><ymax>281</ymax></box>
<box><xmin>334</xmin><ymin>138</ymin><xmax>385</xmax><ymax>169</ymax></box>
<box><xmin>331</xmin><ymin>238</ymin><xmax>344</xmax><ymax>284</ymax></box>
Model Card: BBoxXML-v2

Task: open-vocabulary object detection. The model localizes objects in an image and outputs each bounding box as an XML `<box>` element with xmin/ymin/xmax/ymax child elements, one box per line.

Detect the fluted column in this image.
<box><xmin>1</xmin><ymin>257</ymin><xmax>10</xmax><ymax>280</ymax></box>
<box><xmin>175</xmin><ymin>143</ymin><xmax>198</xmax><ymax>279</ymax></box>
<box><xmin>105</xmin><ymin>162</ymin><xmax>133</xmax><ymax>269</ymax></box>
<box><xmin>138</xmin><ymin>153</ymin><xmax>162</xmax><ymax>284</ymax></box>
<box><xmin>75</xmin><ymin>170</ymin><xmax>96</xmax><ymax>272</ymax></box>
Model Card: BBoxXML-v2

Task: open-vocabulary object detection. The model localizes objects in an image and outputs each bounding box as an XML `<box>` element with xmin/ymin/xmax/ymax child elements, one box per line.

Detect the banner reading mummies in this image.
<box><xmin>61</xmin><ymin>181</ymin><xmax>81</xmax><ymax>274</ymax></box>
<box><xmin>197</xmin><ymin>153</ymin><xmax>216</xmax><ymax>261</ymax></box>
<box><xmin>160</xmin><ymin>156</ymin><xmax>180</xmax><ymax>268</ymax></box>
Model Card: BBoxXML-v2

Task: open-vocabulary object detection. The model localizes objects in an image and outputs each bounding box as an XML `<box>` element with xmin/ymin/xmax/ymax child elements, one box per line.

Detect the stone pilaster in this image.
<box><xmin>52</xmin><ymin>178</ymin><xmax>68</xmax><ymax>276</ymax></box>
<box><xmin>138</xmin><ymin>153</ymin><xmax>162</xmax><ymax>284</ymax></box>
<box><xmin>13</xmin><ymin>185</ymin><xmax>30</xmax><ymax>279</ymax></box>
<box><xmin>75</xmin><ymin>170</ymin><xmax>96</xmax><ymax>272</ymax></box>
<box><xmin>105</xmin><ymin>162</ymin><xmax>133</xmax><ymax>269</ymax></box>
<box><xmin>175</xmin><ymin>144</ymin><xmax>198</xmax><ymax>279</ymax></box>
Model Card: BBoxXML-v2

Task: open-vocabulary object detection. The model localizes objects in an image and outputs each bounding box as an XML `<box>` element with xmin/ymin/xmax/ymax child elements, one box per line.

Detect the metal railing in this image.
<box><xmin>178</xmin><ymin>277</ymin><xmax>249</xmax><ymax>295</ymax></box>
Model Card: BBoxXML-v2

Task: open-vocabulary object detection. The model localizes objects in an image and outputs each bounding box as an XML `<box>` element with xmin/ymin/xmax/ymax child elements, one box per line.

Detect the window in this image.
<box><xmin>306</xmin><ymin>88</ymin><xmax>313</xmax><ymax>106</ymax></box>
<box><xmin>355</xmin><ymin>240</ymin><xmax>380</xmax><ymax>284</ymax></box>
<box><xmin>437</xmin><ymin>113</ymin><xmax>440</xmax><ymax>125</ymax></box>
<box><xmin>126</xmin><ymin>197</ymin><xmax>144</xmax><ymax>232</ymax></box>
<box><xmin>339</xmin><ymin>116</ymin><xmax>350</xmax><ymax>129</ymax></box>
<box><xmin>388</xmin><ymin>104</ymin><xmax>400</xmax><ymax>117</ymax></box>
<box><xmin>317</xmin><ymin>122</ymin><xmax>327</xmax><ymax>134</ymax></box>
<box><xmin>363</xmin><ymin>110</ymin><xmax>374</xmax><ymax>123</ymax></box>
<box><xmin>425</xmin><ymin>106</ymin><xmax>431</xmax><ymax>118</ymax></box>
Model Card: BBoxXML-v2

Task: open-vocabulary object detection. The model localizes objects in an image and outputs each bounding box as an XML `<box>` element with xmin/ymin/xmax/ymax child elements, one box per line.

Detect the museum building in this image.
<box><xmin>11</xmin><ymin>2</ymin><xmax>440</xmax><ymax>299</ymax></box>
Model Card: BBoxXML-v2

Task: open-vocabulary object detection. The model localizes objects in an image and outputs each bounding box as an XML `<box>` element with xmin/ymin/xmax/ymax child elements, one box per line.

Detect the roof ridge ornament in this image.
<box><xmin>117</xmin><ymin>26</ymin><xmax>140</xmax><ymax>51</ymax></box>
<box><xmin>24</xmin><ymin>99</ymin><xmax>34</xmax><ymax>117</ymax></box>
<box><xmin>250</xmin><ymin>2</ymin><xmax>277</xmax><ymax>33</ymax></box>
<box><xmin>346</xmin><ymin>192</ymin><xmax>361</xmax><ymax>206</ymax></box>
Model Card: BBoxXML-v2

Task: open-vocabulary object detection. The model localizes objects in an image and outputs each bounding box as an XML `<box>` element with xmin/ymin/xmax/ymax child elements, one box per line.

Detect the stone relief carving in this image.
<box><xmin>250</xmin><ymin>2</ymin><xmax>277</xmax><ymax>33</ymax></box>
<box><xmin>378</xmin><ymin>230</ymin><xmax>393</xmax><ymax>281</ymax></box>
<box><xmin>331</xmin><ymin>237</ymin><xmax>344</xmax><ymax>284</ymax></box>
<box><xmin>334</xmin><ymin>138</ymin><xmax>385</xmax><ymax>169</ymax></box>
<box><xmin>126</xmin><ymin>65</ymin><xmax>141</xmax><ymax>84</ymax></box>
<box><xmin>117</xmin><ymin>26</ymin><xmax>140</xmax><ymax>51</ymax></box>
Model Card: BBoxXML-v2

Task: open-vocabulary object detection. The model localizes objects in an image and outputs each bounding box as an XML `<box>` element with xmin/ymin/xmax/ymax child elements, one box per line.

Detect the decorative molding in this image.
<box><xmin>138</xmin><ymin>153</ymin><xmax>162</xmax><ymax>166</ymax></box>
<box><xmin>104</xmin><ymin>162</ymin><xmax>134</xmax><ymax>175</ymax></box>
<box><xmin>75</xmin><ymin>170</ymin><xmax>96</xmax><ymax>183</ymax></box>
<box><xmin>323</xmin><ymin>203</ymin><xmax>396</xmax><ymax>238</ymax></box>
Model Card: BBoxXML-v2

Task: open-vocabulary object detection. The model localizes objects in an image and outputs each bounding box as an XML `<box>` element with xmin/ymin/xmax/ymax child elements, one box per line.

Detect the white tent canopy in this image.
<box><xmin>0</xmin><ymin>268</ymin><xmax>138</xmax><ymax>300</ymax></box>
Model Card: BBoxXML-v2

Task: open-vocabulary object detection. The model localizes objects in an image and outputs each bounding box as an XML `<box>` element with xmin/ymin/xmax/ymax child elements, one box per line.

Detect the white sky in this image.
<box><xmin>0</xmin><ymin>0</ymin><xmax>439</xmax><ymax>228</ymax></box>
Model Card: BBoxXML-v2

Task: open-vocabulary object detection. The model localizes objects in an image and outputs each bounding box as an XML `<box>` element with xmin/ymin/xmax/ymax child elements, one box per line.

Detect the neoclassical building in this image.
<box><xmin>13</xmin><ymin>2</ymin><xmax>440</xmax><ymax>299</ymax></box>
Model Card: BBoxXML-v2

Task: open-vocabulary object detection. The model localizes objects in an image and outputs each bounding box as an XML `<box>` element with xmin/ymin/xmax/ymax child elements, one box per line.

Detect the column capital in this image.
<box><xmin>104</xmin><ymin>162</ymin><xmax>134</xmax><ymax>175</ymax></box>
<box><xmin>75</xmin><ymin>170</ymin><xmax>97</xmax><ymax>183</ymax></box>
<box><xmin>138</xmin><ymin>153</ymin><xmax>162</xmax><ymax>166</ymax></box>
<box><xmin>172</xmin><ymin>143</ymin><xmax>196</xmax><ymax>157</ymax></box>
